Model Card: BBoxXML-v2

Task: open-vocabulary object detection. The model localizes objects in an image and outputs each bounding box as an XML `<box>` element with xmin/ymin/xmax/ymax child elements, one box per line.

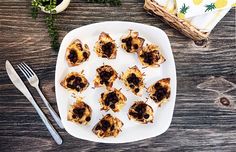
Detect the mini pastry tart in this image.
<box><xmin>138</xmin><ymin>44</ymin><xmax>165</xmax><ymax>67</ymax></box>
<box><xmin>99</xmin><ymin>88</ymin><xmax>127</xmax><ymax>112</ymax></box>
<box><xmin>68</xmin><ymin>99</ymin><xmax>92</xmax><ymax>125</ymax></box>
<box><xmin>60</xmin><ymin>72</ymin><xmax>89</xmax><ymax>93</ymax></box>
<box><xmin>94</xmin><ymin>32</ymin><xmax>117</xmax><ymax>59</ymax></box>
<box><xmin>66</xmin><ymin>39</ymin><xmax>90</xmax><ymax>66</ymax></box>
<box><xmin>94</xmin><ymin>65</ymin><xmax>118</xmax><ymax>89</ymax></box>
<box><xmin>121</xmin><ymin>66</ymin><xmax>144</xmax><ymax>96</ymax></box>
<box><xmin>128</xmin><ymin>101</ymin><xmax>154</xmax><ymax>124</ymax></box>
<box><xmin>120</xmin><ymin>30</ymin><xmax>145</xmax><ymax>53</ymax></box>
<box><xmin>92</xmin><ymin>114</ymin><xmax>123</xmax><ymax>138</ymax></box>
<box><xmin>147</xmin><ymin>78</ymin><xmax>171</xmax><ymax>107</ymax></box>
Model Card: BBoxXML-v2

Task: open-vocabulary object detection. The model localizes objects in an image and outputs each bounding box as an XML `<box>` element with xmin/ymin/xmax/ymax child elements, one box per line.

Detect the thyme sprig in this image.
<box><xmin>46</xmin><ymin>14</ymin><xmax>60</xmax><ymax>51</ymax></box>
<box><xmin>31</xmin><ymin>0</ymin><xmax>59</xmax><ymax>51</ymax></box>
<box><xmin>31</xmin><ymin>0</ymin><xmax>122</xmax><ymax>51</ymax></box>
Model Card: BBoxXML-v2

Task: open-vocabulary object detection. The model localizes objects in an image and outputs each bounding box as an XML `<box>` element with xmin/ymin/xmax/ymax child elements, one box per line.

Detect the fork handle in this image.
<box><xmin>28</xmin><ymin>97</ymin><xmax>63</xmax><ymax>145</ymax></box>
<box><xmin>35</xmin><ymin>86</ymin><xmax>64</xmax><ymax>129</ymax></box>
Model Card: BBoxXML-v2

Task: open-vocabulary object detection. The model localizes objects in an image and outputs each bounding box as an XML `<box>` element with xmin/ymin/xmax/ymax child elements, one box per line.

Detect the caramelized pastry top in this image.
<box><xmin>94</xmin><ymin>65</ymin><xmax>118</xmax><ymax>89</ymax></box>
<box><xmin>92</xmin><ymin>114</ymin><xmax>123</xmax><ymax>138</ymax></box>
<box><xmin>121</xmin><ymin>66</ymin><xmax>144</xmax><ymax>96</ymax></box>
<box><xmin>128</xmin><ymin>101</ymin><xmax>154</xmax><ymax>124</ymax></box>
<box><xmin>148</xmin><ymin>78</ymin><xmax>171</xmax><ymax>107</ymax></box>
<box><xmin>60</xmin><ymin>72</ymin><xmax>89</xmax><ymax>93</ymax></box>
<box><xmin>94</xmin><ymin>32</ymin><xmax>117</xmax><ymax>59</ymax></box>
<box><xmin>66</xmin><ymin>39</ymin><xmax>90</xmax><ymax>66</ymax></box>
<box><xmin>68</xmin><ymin>99</ymin><xmax>92</xmax><ymax>125</ymax></box>
<box><xmin>138</xmin><ymin>44</ymin><xmax>165</xmax><ymax>67</ymax></box>
<box><xmin>121</xmin><ymin>30</ymin><xmax>144</xmax><ymax>53</ymax></box>
<box><xmin>99</xmin><ymin>88</ymin><xmax>127</xmax><ymax>112</ymax></box>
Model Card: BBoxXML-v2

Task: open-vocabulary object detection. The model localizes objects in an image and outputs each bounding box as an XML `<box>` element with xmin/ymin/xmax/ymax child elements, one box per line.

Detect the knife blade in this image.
<box><xmin>5</xmin><ymin>60</ymin><xmax>62</xmax><ymax>145</ymax></box>
<box><xmin>6</xmin><ymin>60</ymin><xmax>33</xmax><ymax>100</ymax></box>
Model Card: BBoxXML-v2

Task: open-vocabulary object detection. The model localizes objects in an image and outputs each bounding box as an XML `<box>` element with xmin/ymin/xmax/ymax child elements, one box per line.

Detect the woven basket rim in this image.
<box><xmin>144</xmin><ymin>0</ymin><xmax>209</xmax><ymax>41</ymax></box>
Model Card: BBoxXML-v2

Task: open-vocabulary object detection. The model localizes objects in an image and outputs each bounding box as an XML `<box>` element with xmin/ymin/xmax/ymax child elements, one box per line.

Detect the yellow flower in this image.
<box><xmin>215</xmin><ymin>0</ymin><xmax>227</xmax><ymax>8</ymax></box>
<box><xmin>193</xmin><ymin>0</ymin><xmax>203</xmax><ymax>5</ymax></box>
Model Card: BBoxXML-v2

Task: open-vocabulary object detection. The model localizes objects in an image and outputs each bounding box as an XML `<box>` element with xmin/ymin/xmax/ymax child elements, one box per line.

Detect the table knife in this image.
<box><xmin>5</xmin><ymin>60</ymin><xmax>62</xmax><ymax>145</ymax></box>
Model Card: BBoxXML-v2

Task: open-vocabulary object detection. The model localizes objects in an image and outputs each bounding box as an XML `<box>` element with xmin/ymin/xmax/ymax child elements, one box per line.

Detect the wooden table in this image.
<box><xmin>0</xmin><ymin>1</ymin><xmax>235</xmax><ymax>151</ymax></box>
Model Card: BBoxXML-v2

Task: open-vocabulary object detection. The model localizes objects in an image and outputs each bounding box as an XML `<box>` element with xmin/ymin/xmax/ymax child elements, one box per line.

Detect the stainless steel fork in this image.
<box><xmin>17</xmin><ymin>62</ymin><xmax>64</xmax><ymax>129</ymax></box>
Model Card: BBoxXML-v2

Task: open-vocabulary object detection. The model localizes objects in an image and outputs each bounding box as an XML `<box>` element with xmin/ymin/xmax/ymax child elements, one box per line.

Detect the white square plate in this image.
<box><xmin>55</xmin><ymin>21</ymin><xmax>176</xmax><ymax>143</ymax></box>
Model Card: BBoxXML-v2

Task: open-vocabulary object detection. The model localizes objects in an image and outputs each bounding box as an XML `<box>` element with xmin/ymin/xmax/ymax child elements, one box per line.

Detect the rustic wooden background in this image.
<box><xmin>0</xmin><ymin>0</ymin><xmax>235</xmax><ymax>151</ymax></box>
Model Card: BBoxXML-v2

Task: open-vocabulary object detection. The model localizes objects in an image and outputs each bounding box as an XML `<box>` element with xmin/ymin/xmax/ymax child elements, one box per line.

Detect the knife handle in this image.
<box><xmin>28</xmin><ymin>97</ymin><xmax>63</xmax><ymax>145</ymax></box>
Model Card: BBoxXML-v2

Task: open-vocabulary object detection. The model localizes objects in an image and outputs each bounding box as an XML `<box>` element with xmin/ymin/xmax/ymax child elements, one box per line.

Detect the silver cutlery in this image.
<box><xmin>5</xmin><ymin>60</ymin><xmax>63</xmax><ymax>145</ymax></box>
<box><xmin>17</xmin><ymin>62</ymin><xmax>64</xmax><ymax>129</ymax></box>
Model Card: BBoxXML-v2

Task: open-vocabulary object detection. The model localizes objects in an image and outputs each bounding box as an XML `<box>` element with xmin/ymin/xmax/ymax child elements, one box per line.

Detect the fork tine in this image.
<box><xmin>20</xmin><ymin>63</ymin><xmax>33</xmax><ymax>77</ymax></box>
<box><xmin>17</xmin><ymin>64</ymin><xmax>30</xmax><ymax>79</ymax></box>
<box><xmin>22</xmin><ymin>62</ymin><xmax>36</xmax><ymax>76</ymax></box>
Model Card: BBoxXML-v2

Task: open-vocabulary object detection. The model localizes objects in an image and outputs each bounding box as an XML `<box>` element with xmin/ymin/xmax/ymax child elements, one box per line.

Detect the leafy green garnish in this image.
<box><xmin>45</xmin><ymin>14</ymin><xmax>60</xmax><ymax>51</ymax></box>
<box><xmin>31</xmin><ymin>0</ymin><xmax>122</xmax><ymax>51</ymax></box>
<box><xmin>31</xmin><ymin>0</ymin><xmax>59</xmax><ymax>51</ymax></box>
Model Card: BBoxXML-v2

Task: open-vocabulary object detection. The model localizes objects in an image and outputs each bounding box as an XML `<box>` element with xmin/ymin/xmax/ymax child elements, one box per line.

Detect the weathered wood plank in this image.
<box><xmin>0</xmin><ymin>0</ymin><xmax>235</xmax><ymax>151</ymax></box>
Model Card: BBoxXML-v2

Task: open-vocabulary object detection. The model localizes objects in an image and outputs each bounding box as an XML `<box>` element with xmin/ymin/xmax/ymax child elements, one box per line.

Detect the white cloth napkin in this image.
<box><xmin>156</xmin><ymin>0</ymin><xmax>176</xmax><ymax>13</ymax></box>
<box><xmin>154</xmin><ymin>0</ymin><xmax>235</xmax><ymax>32</ymax></box>
<box><xmin>188</xmin><ymin>7</ymin><xmax>231</xmax><ymax>32</ymax></box>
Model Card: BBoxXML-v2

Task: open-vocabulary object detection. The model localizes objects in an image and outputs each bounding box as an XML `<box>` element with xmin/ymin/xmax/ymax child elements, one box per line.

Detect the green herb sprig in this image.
<box><xmin>31</xmin><ymin>0</ymin><xmax>59</xmax><ymax>51</ymax></box>
<box><xmin>46</xmin><ymin>14</ymin><xmax>60</xmax><ymax>51</ymax></box>
<box><xmin>31</xmin><ymin>0</ymin><xmax>122</xmax><ymax>51</ymax></box>
<box><xmin>31</xmin><ymin>0</ymin><xmax>41</xmax><ymax>19</ymax></box>
<box><xmin>87</xmin><ymin>0</ymin><xmax>121</xmax><ymax>6</ymax></box>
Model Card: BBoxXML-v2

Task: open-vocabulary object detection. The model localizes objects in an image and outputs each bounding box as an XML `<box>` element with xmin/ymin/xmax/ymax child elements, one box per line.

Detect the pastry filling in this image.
<box><xmin>103</xmin><ymin>92</ymin><xmax>118</xmax><ymax>109</ymax></box>
<box><xmin>82</xmin><ymin>52</ymin><xmax>89</xmax><ymax>59</ymax></box>
<box><xmin>101</xmin><ymin>42</ymin><xmax>114</xmax><ymax>57</ymax></box>
<box><xmin>72</xmin><ymin>107</ymin><xmax>85</xmax><ymax>119</ymax></box>
<box><xmin>133</xmin><ymin>44</ymin><xmax>139</xmax><ymax>49</ymax></box>
<box><xmin>152</xmin><ymin>82</ymin><xmax>170</xmax><ymax>102</ymax></box>
<box><xmin>122</xmin><ymin>37</ymin><xmax>139</xmax><ymax>52</ymax></box>
<box><xmin>126</xmin><ymin>73</ymin><xmax>140</xmax><ymax>93</ymax></box>
<box><xmin>85</xmin><ymin>116</ymin><xmax>91</xmax><ymax>122</ymax></box>
<box><xmin>99</xmin><ymin>70</ymin><xmax>113</xmax><ymax>85</ymax></box>
<box><xmin>72</xmin><ymin>107</ymin><xmax>91</xmax><ymax>122</ymax></box>
<box><xmin>129</xmin><ymin>103</ymin><xmax>149</xmax><ymax>120</ymax></box>
<box><xmin>66</xmin><ymin>75</ymin><xmax>86</xmax><ymax>91</ymax></box>
<box><xmin>95</xmin><ymin>119</ymin><xmax>114</xmax><ymax>132</ymax></box>
<box><xmin>122</xmin><ymin>37</ymin><xmax>132</xmax><ymax>51</ymax></box>
<box><xmin>68</xmin><ymin>50</ymin><xmax>78</xmax><ymax>63</ymax></box>
<box><xmin>140</xmin><ymin>51</ymin><xmax>157</xmax><ymax>65</ymax></box>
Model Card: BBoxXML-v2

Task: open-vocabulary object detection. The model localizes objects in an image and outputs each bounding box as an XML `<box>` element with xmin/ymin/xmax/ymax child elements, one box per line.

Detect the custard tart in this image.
<box><xmin>138</xmin><ymin>44</ymin><xmax>165</xmax><ymax>67</ymax></box>
<box><xmin>92</xmin><ymin>114</ymin><xmax>123</xmax><ymax>138</ymax></box>
<box><xmin>94</xmin><ymin>65</ymin><xmax>118</xmax><ymax>89</ymax></box>
<box><xmin>66</xmin><ymin>39</ymin><xmax>90</xmax><ymax>66</ymax></box>
<box><xmin>68</xmin><ymin>99</ymin><xmax>92</xmax><ymax>125</ymax></box>
<box><xmin>60</xmin><ymin>72</ymin><xmax>89</xmax><ymax>93</ymax></box>
<box><xmin>128</xmin><ymin>101</ymin><xmax>154</xmax><ymax>124</ymax></box>
<box><xmin>121</xmin><ymin>66</ymin><xmax>144</xmax><ymax>96</ymax></box>
<box><xmin>147</xmin><ymin>78</ymin><xmax>171</xmax><ymax>107</ymax></box>
<box><xmin>121</xmin><ymin>30</ymin><xmax>145</xmax><ymax>53</ymax></box>
<box><xmin>94</xmin><ymin>32</ymin><xmax>117</xmax><ymax>59</ymax></box>
<box><xmin>99</xmin><ymin>88</ymin><xmax>127</xmax><ymax>112</ymax></box>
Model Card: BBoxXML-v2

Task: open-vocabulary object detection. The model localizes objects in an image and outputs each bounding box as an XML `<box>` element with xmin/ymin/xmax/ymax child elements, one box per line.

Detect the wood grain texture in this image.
<box><xmin>0</xmin><ymin>0</ymin><xmax>236</xmax><ymax>151</ymax></box>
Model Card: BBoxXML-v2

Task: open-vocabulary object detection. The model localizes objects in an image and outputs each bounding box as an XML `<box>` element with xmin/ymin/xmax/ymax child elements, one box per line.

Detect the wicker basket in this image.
<box><xmin>144</xmin><ymin>0</ymin><xmax>209</xmax><ymax>41</ymax></box>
